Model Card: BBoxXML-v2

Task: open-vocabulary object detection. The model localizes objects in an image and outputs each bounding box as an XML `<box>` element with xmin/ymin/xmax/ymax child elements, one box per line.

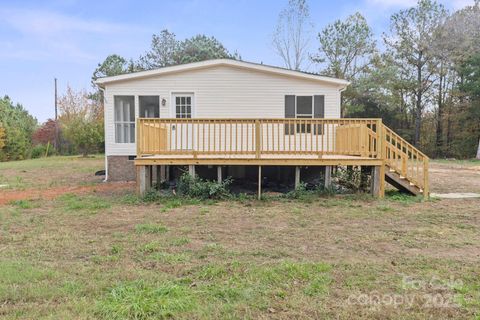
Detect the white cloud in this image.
<box><xmin>0</xmin><ymin>8</ymin><xmax>142</xmax><ymax>38</ymax></box>
<box><xmin>0</xmin><ymin>7</ymin><xmax>147</xmax><ymax>61</ymax></box>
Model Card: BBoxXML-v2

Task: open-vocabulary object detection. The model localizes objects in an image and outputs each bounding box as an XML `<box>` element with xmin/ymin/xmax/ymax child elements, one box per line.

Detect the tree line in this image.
<box><xmin>273</xmin><ymin>0</ymin><xmax>480</xmax><ymax>158</ymax></box>
<box><xmin>1</xmin><ymin>0</ymin><xmax>478</xmax><ymax>160</ymax></box>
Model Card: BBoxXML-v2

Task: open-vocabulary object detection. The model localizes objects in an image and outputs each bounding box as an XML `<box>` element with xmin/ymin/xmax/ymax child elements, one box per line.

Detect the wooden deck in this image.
<box><xmin>134</xmin><ymin>118</ymin><xmax>429</xmax><ymax>198</ymax></box>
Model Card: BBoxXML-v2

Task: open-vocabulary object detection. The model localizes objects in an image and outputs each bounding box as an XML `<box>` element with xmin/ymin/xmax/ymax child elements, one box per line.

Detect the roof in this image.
<box><xmin>95</xmin><ymin>59</ymin><xmax>350</xmax><ymax>87</ymax></box>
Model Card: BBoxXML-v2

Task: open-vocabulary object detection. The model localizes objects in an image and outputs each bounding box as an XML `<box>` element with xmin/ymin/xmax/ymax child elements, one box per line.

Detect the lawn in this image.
<box><xmin>0</xmin><ymin>156</ymin><xmax>479</xmax><ymax>319</ymax></box>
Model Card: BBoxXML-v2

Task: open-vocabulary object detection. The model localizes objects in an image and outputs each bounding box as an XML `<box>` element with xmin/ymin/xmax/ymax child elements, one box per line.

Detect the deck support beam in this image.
<box><xmin>294</xmin><ymin>166</ymin><xmax>301</xmax><ymax>189</ymax></box>
<box><xmin>156</xmin><ymin>165</ymin><xmax>166</xmax><ymax>187</ymax></box>
<box><xmin>371</xmin><ymin>165</ymin><xmax>385</xmax><ymax>198</ymax></box>
<box><xmin>137</xmin><ymin>165</ymin><xmax>152</xmax><ymax>196</ymax></box>
<box><xmin>258</xmin><ymin>165</ymin><xmax>262</xmax><ymax>200</ymax></box>
<box><xmin>188</xmin><ymin>165</ymin><xmax>196</xmax><ymax>178</ymax></box>
<box><xmin>217</xmin><ymin>166</ymin><xmax>222</xmax><ymax>183</ymax></box>
<box><xmin>324</xmin><ymin>166</ymin><xmax>332</xmax><ymax>188</ymax></box>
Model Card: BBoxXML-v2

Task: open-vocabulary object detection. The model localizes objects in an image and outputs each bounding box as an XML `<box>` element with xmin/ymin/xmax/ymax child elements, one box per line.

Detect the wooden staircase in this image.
<box><xmin>382</xmin><ymin>125</ymin><xmax>429</xmax><ymax>197</ymax></box>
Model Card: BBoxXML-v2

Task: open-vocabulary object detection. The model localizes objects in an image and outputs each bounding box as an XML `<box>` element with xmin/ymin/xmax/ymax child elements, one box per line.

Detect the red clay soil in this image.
<box><xmin>0</xmin><ymin>182</ymin><xmax>135</xmax><ymax>205</ymax></box>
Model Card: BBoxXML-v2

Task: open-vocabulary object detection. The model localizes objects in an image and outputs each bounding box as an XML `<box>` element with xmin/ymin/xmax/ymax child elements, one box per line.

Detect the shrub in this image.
<box><xmin>333</xmin><ymin>166</ymin><xmax>371</xmax><ymax>193</ymax></box>
<box><xmin>177</xmin><ymin>173</ymin><xmax>232</xmax><ymax>199</ymax></box>
<box><xmin>30</xmin><ymin>144</ymin><xmax>56</xmax><ymax>159</ymax></box>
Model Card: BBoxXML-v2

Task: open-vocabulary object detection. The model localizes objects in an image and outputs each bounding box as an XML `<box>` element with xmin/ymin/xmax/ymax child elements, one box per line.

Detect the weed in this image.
<box><xmin>110</xmin><ymin>244</ymin><xmax>122</xmax><ymax>255</ymax></box>
<box><xmin>96</xmin><ymin>280</ymin><xmax>196</xmax><ymax>319</ymax></box>
<box><xmin>135</xmin><ymin>223</ymin><xmax>168</xmax><ymax>234</ymax></box>
<box><xmin>169</xmin><ymin>237</ymin><xmax>191</xmax><ymax>246</ymax></box>
<box><xmin>9</xmin><ymin>199</ymin><xmax>38</xmax><ymax>209</ymax></box>
<box><xmin>120</xmin><ymin>193</ymin><xmax>142</xmax><ymax>205</ymax></box>
<box><xmin>148</xmin><ymin>252</ymin><xmax>190</xmax><ymax>264</ymax></box>
<box><xmin>57</xmin><ymin>193</ymin><xmax>111</xmax><ymax>214</ymax></box>
<box><xmin>177</xmin><ymin>173</ymin><xmax>233</xmax><ymax>199</ymax></box>
<box><xmin>385</xmin><ymin>190</ymin><xmax>422</xmax><ymax>203</ymax></box>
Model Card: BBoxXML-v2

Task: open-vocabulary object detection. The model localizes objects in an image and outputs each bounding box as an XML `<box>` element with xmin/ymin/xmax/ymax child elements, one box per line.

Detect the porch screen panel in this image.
<box><xmin>114</xmin><ymin>96</ymin><xmax>135</xmax><ymax>143</ymax></box>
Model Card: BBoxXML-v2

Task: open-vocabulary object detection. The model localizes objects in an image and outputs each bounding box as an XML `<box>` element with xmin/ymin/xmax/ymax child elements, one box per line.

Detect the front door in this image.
<box><xmin>172</xmin><ymin>93</ymin><xmax>194</xmax><ymax>150</ymax></box>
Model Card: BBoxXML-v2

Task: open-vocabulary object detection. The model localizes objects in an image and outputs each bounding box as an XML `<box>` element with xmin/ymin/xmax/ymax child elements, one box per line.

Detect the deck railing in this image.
<box><xmin>136</xmin><ymin>117</ymin><xmax>429</xmax><ymax>194</ymax></box>
<box><xmin>137</xmin><ymin>118</ymin><xmax>382</xmax><ymax>159</ymax></box>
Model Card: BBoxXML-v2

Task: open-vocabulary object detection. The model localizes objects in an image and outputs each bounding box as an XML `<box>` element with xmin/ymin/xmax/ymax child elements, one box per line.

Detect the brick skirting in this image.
<box><xmin>107</xmin><ymin>156</ymin><xmax>136</xmax><ymax>181</ymax></box>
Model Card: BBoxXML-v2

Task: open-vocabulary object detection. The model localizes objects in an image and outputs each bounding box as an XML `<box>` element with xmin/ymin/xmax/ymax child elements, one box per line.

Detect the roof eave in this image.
<box><xmin>94</xmin><ymin>59</ymin><xmax>350</xmax><ymax>87</ymax></box>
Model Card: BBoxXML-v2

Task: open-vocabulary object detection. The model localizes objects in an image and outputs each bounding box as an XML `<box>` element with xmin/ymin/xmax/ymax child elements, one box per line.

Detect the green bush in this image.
<box><xmin>177</xmin><ymin>173</ymin><xmax>232</xmax><ymax>200</ymax></box>
<box><xmin>30</xmin><ymin>144</ymin><xmax>56</xmax><ymax>159</ymax></box>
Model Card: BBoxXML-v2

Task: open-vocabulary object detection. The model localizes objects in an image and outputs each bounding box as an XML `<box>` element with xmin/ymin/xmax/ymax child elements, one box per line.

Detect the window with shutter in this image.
<box><xmin>284</xmin><ymin>95</ymin><xmax>324</xmax><ymax>135</ymax></box>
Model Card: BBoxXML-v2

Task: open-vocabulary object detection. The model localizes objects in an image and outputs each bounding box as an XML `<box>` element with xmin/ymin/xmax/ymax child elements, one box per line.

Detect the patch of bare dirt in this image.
<box><xmin>0</xmin><ymin>182</ymin><xmax>135</xmax><ymax>205</ymax></box>
<box><xmin>429</xmin><ymin>161</ymin><xmax>480</xmax><ymax>193</ymax></box>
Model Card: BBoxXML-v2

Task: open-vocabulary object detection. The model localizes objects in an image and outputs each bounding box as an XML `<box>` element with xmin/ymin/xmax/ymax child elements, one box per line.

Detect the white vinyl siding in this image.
<box><xmin>104</xmin><ymin>65</ymin><xmax>343</xmax><ymax>156</ymax></box>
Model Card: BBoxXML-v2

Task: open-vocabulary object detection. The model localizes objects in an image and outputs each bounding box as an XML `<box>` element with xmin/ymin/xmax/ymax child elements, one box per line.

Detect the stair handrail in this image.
<box><xmin>382</xmin><ymin>124</ymin><xmax>429</xmax><ymax>198</ymax></box>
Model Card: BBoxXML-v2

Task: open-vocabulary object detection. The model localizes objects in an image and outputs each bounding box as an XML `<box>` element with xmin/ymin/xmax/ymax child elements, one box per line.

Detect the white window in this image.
<box><xmin>174</xmin><ymin>95</ymin><xmax>193</xmax><ymax>118</ymax></box>
<box><xmin>114</xmin><ymin>96</ymin><xmax>135</xmax><ymax>143</ymax></box>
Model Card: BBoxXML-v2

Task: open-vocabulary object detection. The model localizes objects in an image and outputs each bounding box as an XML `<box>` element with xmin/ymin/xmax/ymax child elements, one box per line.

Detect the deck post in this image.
<box><xmin>188</xmin><ymin>165</ymin><xmax>196</xmax><ymax>178</ymax></box>
<box><xmin>217</xmin><ymin>166</ymin><xmax>222</xmax><ymax>183</ymax></box>
<box><xmin>294</xmin><ymin>166</ymin><xmax>301</xmax><ymax>189</ymax></box>
<box><xmin>165</xmin><ymin>165</ymin><xmax>170</xmax><ymax>182</ymax></box>
<box><xmin>371</xmin><ymin>165</ymin><xmax>385</xmax><ymax>198</ymax></box>
<box><xmin>258</xmin><ymin>165</ymin><xmax>262</xmax><ymax>200</ymax></box>
<box><xmin>156</xmin><ymin>165</ymin><xmax>166</xmax><ymax>186</ymax></box>
<box><xmin>324</xmin><ymin>166</ymin><xmax>332</xmax><ymax>188</ymax></box>
<box><xmin>136</xmin><ymin>165</ymin><xmax>152</xmax><ymax>197</ymax></box>
<box><xmin>423</xmin><ymin>158</ymin><xmax>429</xmax><ymax>199</ymax></box>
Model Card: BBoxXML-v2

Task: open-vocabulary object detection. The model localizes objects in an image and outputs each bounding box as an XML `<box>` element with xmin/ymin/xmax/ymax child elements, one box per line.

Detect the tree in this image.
<box><xmin>312</xmin><ymin>12</ymin><xmax>376</xmax><ymax>80</ymax></box>
<box><xmin>91</xmin><ymin>54</ymin><xmax>132</xmax><ymax>107</ymax></box>
<box><xmin>58</xmin><ymin>87</ymin><xmax>104</xmax><ymax>157</ymax></box>
<box><xmin>272</xmin><ymin>0</ymin><xmax>312</xmax><ymax>70</ymax></box>
<box><xmin>32</xmin><ymin>119</ymin><xmax>57</xmax><ymax>146</ymax></box>
<box><xmin>175</xmin><ymin>35</ymin><xmax>239</xmax><ymax>64</ymax></box>
<box><xmin>0</xmin><ymin>96</ymin><xmax>37</xmax><ymax>161</ymax></box>
<box><xmin>311</xmin><ymin>12</ymin><xmax>376</xmax><ymax>116</ymax></box>
<box><xmin>384</xmin><ymin>0</ymin><xmax>447</xmax><ymax>146</ymax></box>
<box><xmin>0</xmin><ymin>125</ymin><xmax>5</xmax><ymax>150</ymax></box>
<box><xmin>138</xmin><ymin>29</ymin><xmax>179</xmax><ymax>69</ymax></box>
<box><xmin>458</xmin><ymin>54</ymin><xmax>480</xmax><ymax>159</ymax></box>
<box><xmin>139</xmin><ymin>31</ymin><xmax>239</xmax><ymax>70</ymax></box>
<box><xmin>91</xmin><ymin>54</ymin><xmax>129</xmax><ymax>86</ymax></box>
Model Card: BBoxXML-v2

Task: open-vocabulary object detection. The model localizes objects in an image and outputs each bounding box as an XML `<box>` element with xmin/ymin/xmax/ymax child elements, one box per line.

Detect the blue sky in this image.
<box><xmin>0</xmin><ymin>0</ymin><xmax>473</xmax><ymax>122</ymax></box>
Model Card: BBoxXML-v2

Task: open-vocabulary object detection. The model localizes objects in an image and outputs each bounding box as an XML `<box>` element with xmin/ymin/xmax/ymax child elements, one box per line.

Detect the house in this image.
<box><xmin>95</xmin><ymin>59</ymin><xmax>429</xmax><ymax>198</ymax></box>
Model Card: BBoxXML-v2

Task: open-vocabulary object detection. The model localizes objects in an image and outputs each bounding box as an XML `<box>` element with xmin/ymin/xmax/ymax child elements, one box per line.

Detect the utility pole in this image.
<box><xmin>54</xmin><ymin>78</ymin><xmax>58</xmax><ymax>150</ymax></box>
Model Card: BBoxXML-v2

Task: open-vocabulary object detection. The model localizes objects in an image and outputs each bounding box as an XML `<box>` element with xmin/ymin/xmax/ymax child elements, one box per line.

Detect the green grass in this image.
<box><xmin>8</xmin><ymin>199</ymin><xmax>39</xmax><ymax>209</ymax></box>
<box><xmin>135</xmin><ymin>223</ymin><xmax>168</xmax><ymax>234</ymax></box>
<box><xmin>57</xmin><ymin>193</ymin><xmax>112</xmax><ymax>214</ymax></box>
<box><xmin>0</xmin><ymin>154</ymin><xmax>104</xmax><ymax>190</ymax></box>
<box><xmin>96</xmin><ymin>280</ymin><xmax>197</xmax><ymax>320</ymax></box>
<box><xmin>1</xmin><ymin>156</ymin><xmax>480</xmax><ymax>319</ymax></box>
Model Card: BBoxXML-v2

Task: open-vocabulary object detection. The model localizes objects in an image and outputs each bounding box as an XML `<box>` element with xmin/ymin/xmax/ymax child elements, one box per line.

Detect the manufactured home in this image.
<box><xmin>95</xmin><ymin>59</ymin><xmax>429</xmax><ymax>198</ymax></box>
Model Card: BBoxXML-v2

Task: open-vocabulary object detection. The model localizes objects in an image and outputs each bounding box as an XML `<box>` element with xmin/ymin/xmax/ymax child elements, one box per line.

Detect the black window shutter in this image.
<box><xmin>314</xmin><ymin>95</ymin><xmax>324</xmax><ymax>118</ymax></box>
<box><xmin>285</xmin><ymin>95</ymin><xmax>295</xmax><ymax>118</ymax></box>
<box><xmin>285</xmin><ymin>95</ymin><xmax>295</xmax><ymax>135</ymax></box>
<box><xmin>314</xmin><ymin>95</ymin><xmax>324</xmax><ymax>135</ymax></box>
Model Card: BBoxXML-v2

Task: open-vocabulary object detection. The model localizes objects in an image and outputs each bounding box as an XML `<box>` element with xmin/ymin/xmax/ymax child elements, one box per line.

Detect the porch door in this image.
<box><xmin>172</xmin><ymin>93</ymin><xmax>194</xmax><ymax>151</ymax></box>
